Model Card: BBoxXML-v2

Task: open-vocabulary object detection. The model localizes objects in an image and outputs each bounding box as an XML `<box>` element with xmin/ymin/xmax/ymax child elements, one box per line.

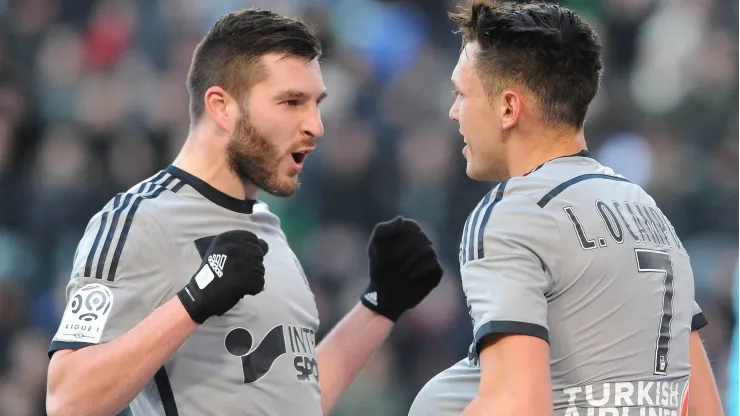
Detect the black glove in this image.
<box><xmin>178</xmin><ymin>230</ymin><xmax>268</xmax><ymax>324</ymax></box>
<box><xmin>361</xmin><ymin>216</ymin><xmax>443</xmax><ymax>322</ymax></box>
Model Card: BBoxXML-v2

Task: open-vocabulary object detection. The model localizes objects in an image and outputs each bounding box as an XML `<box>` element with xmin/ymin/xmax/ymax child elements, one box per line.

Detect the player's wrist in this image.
<box><xmin>360</xmin><ymin>283</ymin><xmax>405</xmax><ymax>322</ymax></box>
<box><xmin>166</xmin><ymin>295</ymin><xmax>202</xmax><ymax>331</ymax></box>
<box><xmin>176</xmin><ymin>285</ymin><xmax>211</xmax><ymax>324</ymax></box>
<box><xmin>360</xmin><ymin>297</ymin><xmax>401</xmax><ymax>323</ymax></box>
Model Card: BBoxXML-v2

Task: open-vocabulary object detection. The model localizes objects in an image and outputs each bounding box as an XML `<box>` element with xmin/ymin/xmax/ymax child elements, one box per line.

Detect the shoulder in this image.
<box><xmin>90</xmin><ymin>170</ymin><xmax>188</xmax><ymax>235</ymax></box>
<box><xmin>466</xmin><ymin>179</ymin><xmax>553</xmax><ymax>232</ymax></box>
<box><xmin>481</xmin><ymin>186</ymin><xmax>554</xmax><ymax>238</ymax></box>
<box><xmin>505</xmin><ymin>162</ymin><xmax>629</xmax><ymax>202</ymax></box>
<box><xmin>461</xmin><ymin>181</ymin><xmax>559</xmax><ymax>264</ymax></box>
<box><xmin>460</xmin><ymin>183</ymin><xmax>567</xmax><ymax>285</ymax></box>
<box><xmin>74</xmin><ymin>171</ymin><xmax>186</xmax><ymax>281</ymax></box>
<box><xmin>117</xmin><ymin>170</ymin><xmax>188</xmax><ymax>221</ymax></box>
<box><xmin>87</xmin><ymin>170</ymin><xmax>185</xmax><ymax>227</ymax></box>
<box><xmin>512</xmin><ymin>158</ymin><xmax>637</xmax><ymax>209</ymax></box>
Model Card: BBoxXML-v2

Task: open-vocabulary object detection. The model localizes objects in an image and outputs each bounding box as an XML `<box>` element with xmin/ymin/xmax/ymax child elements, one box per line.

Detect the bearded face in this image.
<box><xmin>226</xmin><ymin>113</ymin><xmax>299</xmax><ymax>197</ymax></box>
<box><xmin>225</xmin><ymin>55</ymin><xmax>325</xmax><ymax>197</ymax></box>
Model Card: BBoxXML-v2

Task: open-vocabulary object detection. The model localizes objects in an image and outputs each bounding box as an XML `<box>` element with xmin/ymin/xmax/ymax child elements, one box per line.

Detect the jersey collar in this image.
<box><xmin>523</xmin><ymin>149</ymin><xmax>593</xmax><ymax>177</ymax></box>
<box><xmin>165</xmin><ymin>165</ymin><xmax>256</xmax><ymax>214</ymax></box>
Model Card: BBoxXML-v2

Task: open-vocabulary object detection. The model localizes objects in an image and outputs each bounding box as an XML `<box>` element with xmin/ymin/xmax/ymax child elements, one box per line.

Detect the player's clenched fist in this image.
<box><xmin>178</xmin><ymin>230</ymin><xmax>269</xmax><ymax>324</ymax></box>
<box><xmin>361</xmin><ymin>216</ymin><xmax>443</xmax><ymax>322</ymax></box>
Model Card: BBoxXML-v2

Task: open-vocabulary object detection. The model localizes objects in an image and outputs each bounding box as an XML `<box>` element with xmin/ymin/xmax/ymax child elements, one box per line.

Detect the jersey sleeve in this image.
<box><xmin>49</xmin><ymin>206</ymin><xmax>175</xmax><ymax>357</ymax></box>
<box><xmin>461</xmin><ymin>194</ymin><xmax>564</xmax><ymax>357</ymax></box>
<box><xmin>691</xmin><ymin>301</ymin><xmax>708</xmax><ymax>331</ymax></box>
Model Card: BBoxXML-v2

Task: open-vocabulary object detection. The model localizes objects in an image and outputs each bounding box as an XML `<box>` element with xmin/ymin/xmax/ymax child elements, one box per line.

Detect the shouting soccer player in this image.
<box><xmin>45</xmin><ymin>9</ymin><xmax>443</xmax><ymax>416</ymax></box>
<box><xmin>409</xmin><ymin>1</ymin><xmax>724</xmax><ymax>415</ymax></box>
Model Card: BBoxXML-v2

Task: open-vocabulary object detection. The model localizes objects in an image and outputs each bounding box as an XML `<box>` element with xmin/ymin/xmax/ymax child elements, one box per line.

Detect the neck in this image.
<box><xmin>172</xmin><ymin>125</ymin><xmax>260</xmax><ymax>201</ymax></box>
<box><xmin>508</xmin><ymin>127</ymin><xmax>588</xmax><ymax>178</ymax></box>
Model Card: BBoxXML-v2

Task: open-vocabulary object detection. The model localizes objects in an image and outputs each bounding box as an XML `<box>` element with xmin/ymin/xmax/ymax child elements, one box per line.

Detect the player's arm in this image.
<box><xmin>461</xmin><ymin>195</ymin><xmax>560</xmax><ymax>416</ymax></box>
<box><xmin>45</xmin><ymin>210</ymin><xmax>193</xmax><ymax>416</ymax></box>
<box><xmin>688</xmin><ymin>305</ymin><xmax>724</xmax><ymax>416</ymax></box>
<box><xmin>47</xmin><ymin>298</ymin><xmax>198</xmax><ymax>416</ymax></box>
<box><xmin>47</xmin><ymin>210</ymin><xmax>267</xmax><ymax>416</ymax></box>
<box><xmin>464</xmin><ymin>335</ymin><xmax>551</xmax><ymax>415</ymax></box>
<box><xmin>317</xmin><ymin>217</ymin><xmax>443</xmax><ymax>414</ymax></box>
<box><xmin>316</xmin><ymin>303</ymin><xmax>393</xmax><ymax>413</ymax></box>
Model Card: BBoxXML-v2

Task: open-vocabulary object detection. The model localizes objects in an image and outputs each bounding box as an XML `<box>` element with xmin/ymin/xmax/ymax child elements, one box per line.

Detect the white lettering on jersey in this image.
<box><xmin>54</xmin><ymin>283</ymin><xmax>114</xmax><ymax>344</ymax></box>
<box><xmin>562</xmin><ymin>381</ymin><xmax>683</xmax><ymax>415</ymax></box>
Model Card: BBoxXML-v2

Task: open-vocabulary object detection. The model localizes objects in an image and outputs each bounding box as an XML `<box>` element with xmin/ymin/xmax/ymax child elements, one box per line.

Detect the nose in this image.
<box><xmin>302</xmin><ymin>108</ymin><xmax>324</xmax><ymax>138</ymax></box>
<box><xmin>449</xmin><ymin>99</ymin><xmax>459</xmax><ymax>122</ymax></box>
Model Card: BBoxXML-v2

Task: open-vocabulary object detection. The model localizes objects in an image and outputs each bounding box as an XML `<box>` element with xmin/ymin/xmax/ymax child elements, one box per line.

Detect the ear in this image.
<box><xmin>204</xmin><ymin>86</ymin><xmax>239</xmax><ymax>133</ymax></box>
<box><xmin>500</xmin><ymin>90</ymin><xmax>523</xmax><ymax>130</ymax></box>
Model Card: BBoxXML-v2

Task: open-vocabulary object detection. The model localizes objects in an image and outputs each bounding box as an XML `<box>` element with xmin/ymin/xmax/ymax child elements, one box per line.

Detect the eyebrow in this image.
<box><xmin>451</xmin><ymin>79</ymin><xmax>461</xmax><ymax>92</ymax></box>
<box><xmin>277</xmin><ymin>89</ymin><xmax>328</xmax><ymax>103</ymax></box>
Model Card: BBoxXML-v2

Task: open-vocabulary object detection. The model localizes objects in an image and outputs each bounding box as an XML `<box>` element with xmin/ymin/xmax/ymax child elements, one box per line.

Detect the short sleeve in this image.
<box><xmin>691</xmin><ymin>301</ymin><xmax>708</xmax><ymax>331</ymax></box>
<box><xmin>49</xmin><ymin>205</ymin><xmax>175</xmax><ymax>357</ymax></box>
<box><xmin>461</xmin><ymin>194</ymin><xmax>564</xmax><ymax>357</ymax></box>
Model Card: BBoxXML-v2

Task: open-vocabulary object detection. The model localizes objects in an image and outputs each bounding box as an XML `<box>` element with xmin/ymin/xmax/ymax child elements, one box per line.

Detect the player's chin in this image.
<box><xmin>264</xmin><ymin>181</ymin><xmax>299</xmax><ymax>197</ymax></box>
<box><xmin>272</xmin><ymin>171</ymin><xmax>301</xmax><ymax>197</ymax></box>
<box><xmin>465</xmin><ymin>163</ymin><xmax>488</xmax><ymax>182</ymax></box>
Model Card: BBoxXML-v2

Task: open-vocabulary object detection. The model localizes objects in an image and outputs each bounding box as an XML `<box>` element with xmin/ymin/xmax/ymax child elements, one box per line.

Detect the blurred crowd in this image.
<box><xmin>0</xmin><ymin>0</ymin><xmax>736</xmax><ymax>415</ymax></box>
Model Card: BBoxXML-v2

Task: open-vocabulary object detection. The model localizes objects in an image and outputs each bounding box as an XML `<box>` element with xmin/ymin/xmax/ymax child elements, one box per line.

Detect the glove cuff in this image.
<box><xmin>177</xmin><ymin>284</ymin><xmax>209</xmax><ymax>324</ymax></box>
<box><xmin>360</xmin><ymin>283</ymin><xmax>403</xmax><ymax>323</ymax></box>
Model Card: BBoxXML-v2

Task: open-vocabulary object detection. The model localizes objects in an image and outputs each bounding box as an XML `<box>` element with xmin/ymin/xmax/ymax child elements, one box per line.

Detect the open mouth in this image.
<box><xmin>290</xmin><ymin>146</ymin><xmax>316</xmax><ymax>165</ymax></box>
<box><xmin>291</xmin><ymin>152</ymin><xmax>308</xmax><ymax>164</ymax></box>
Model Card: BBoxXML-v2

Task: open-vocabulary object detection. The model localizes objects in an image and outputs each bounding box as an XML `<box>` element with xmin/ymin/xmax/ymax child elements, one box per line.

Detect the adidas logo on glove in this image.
<box><xmin>364</xmin><ymin>291</ymin><xmax>378</xmax><ymax>306</ymax></box>
<box><xmin>208</xmin><ymin>254</ymin><xmax>227</xmax><ymax>277</ymax></box>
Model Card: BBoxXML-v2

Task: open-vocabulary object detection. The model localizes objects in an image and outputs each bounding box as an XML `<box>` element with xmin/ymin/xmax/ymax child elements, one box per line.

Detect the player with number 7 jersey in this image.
<box><xmin>411</xmin><ymin>150</ymin><xmax>707</xmax><ymax>415</ymax></box>
<box><xmin>410</xmin><ymin>1</ymin><xmax>722</xmax><ymax>413</ymax></box>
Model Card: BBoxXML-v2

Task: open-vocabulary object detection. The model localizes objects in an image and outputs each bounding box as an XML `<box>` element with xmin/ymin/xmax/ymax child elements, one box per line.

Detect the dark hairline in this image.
<box><xmin>186</xmin><ymin>9</ymin><xmax>322</xmax><ymax>123</ymax></box>
<box><xmin>448</xmin><ymin>0</ymin><xmax>603</xmax><ymax>128</ymax></box>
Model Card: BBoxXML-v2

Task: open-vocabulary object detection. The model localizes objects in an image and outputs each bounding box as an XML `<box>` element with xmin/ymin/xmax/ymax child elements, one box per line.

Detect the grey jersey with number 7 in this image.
<box><xmin>410</xmin><ymin>151</ymin><xmax>707</xmax><ymax>415</ymax></box>
<box><xmin>49</xmin><ymin>165</ymin><xmax>322</xmax><ymax>416</ymax></box>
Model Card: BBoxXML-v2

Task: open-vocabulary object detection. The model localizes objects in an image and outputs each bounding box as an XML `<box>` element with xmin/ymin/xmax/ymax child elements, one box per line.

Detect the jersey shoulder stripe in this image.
<box><xmin>83</xmin><ymin>171</ymin><xmax>183</xmax><ymax>281</ymax></box>
<box><xmin>93</xmin><ymin>191</ymin><xmax>137</xmax><ymax>280</ymax></box>
<box><xmin>459</xmin><ymin>180</ymin><xmax>508</xmax><ymax>265</ymax></box>
<box><xmin>460</xmin><ymin>189</ymin><xmax>493</xmax><ymax>265</ymax></box>
<box><xmin>536</xmin><ymin>173</ymin><xmax>632</xmax><ymax>208</ymax></box>
<box><xmin>84</xmin><ymin>172</ymin><xmax>168</xmax><ymax>278</ymax></box>
<box><xmin>88</xmin><ymin>171</ymin><xmax>169</xmax><ymax>280</ymax></box>
<box><xmin>107</xmin><ymin>175</ymin><xmax>183</xmax><ymax>280</ymax></box>
<box><xmin>475</xmin><ymin>180</ymin><xmax>508</xmax><ymax>260</ymax></box>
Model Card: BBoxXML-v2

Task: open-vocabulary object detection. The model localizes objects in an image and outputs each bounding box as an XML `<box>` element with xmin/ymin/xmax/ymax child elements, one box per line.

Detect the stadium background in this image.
<box><xmin>0</xmin><ymin>0</ymin><xmax>737</xmax><ymax>415</ymax></box>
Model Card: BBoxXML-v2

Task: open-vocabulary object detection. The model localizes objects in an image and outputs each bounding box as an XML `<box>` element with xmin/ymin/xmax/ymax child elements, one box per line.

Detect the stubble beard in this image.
<box><xmin>226</xmin><ymin>114</ymin><xmax>299</xmax><ymax>197</ymax></box>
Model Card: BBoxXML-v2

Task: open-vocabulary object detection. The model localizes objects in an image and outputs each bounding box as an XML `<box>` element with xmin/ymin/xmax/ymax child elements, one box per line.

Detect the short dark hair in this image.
<box><xmin>186</xmin><ymin>9</ymin><xmax>322</xmax><ymax>122</ymax></box>
<box><xmin>449</xmin><ymin>0</ymin><xmax>603</xmax><ymax>128</ymax></box>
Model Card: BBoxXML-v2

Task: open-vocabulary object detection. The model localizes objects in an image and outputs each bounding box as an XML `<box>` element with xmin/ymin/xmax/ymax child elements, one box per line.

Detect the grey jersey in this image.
<box><xmin>410</xmin><ymin>151</ymin><xmax>707</xmax><ymax>416</ymax></box>
<box><xmin>49</xmin><ymin>166</ymin><xmax>321</xmax><ymax>416</ymax></box>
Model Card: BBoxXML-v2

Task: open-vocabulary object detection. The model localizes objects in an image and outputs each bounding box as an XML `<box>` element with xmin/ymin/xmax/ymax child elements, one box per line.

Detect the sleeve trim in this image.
<box><xmin>472</xmin><ymin>320</ymin><xmax>549</xmax><ymax>358</ymax></box>
<box><xmin>691</xmin><ymin>312</ymin><xmax>708</xmax><ymax>331</ymax></box>
<box><xmin>48</xmin><ymin>340</ymin><xmax>95</xmax><ymax>359</ymax></box>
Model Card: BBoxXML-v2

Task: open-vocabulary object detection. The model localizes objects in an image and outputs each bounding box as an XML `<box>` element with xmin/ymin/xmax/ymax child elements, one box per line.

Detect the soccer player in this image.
<box><xmin>408</xmin><ymin>1</ymin><xmax>724</xmax><ymax>415</ymax></box>
<box><xmin>45</xmin><ymin>9</ymin><xmax>443</xmax><ymax>416</ymax></box>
